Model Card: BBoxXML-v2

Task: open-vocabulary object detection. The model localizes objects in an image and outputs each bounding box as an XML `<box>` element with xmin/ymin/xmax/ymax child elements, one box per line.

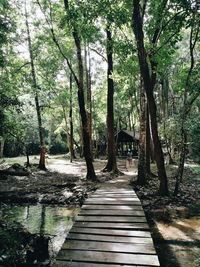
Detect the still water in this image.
<box><xmin>0</xmin><ymin>204</ymin><xmax>80</xmax><ymax>257</ymax></box>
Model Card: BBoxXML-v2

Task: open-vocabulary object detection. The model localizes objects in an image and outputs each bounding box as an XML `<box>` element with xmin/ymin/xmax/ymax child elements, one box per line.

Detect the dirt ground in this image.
<box><xmin>0</xmin><ymin>156</ymin><xmax>135</xmax><ymax>205</ymax></box>
<box><xmin>1</xmin><ymin>155</ymin><xmax>200</xmax><ymax>266</ymax></box>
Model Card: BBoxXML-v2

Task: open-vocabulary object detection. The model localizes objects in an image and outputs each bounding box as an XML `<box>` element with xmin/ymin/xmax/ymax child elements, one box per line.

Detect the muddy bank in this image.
<box><xmin>0</xmin><ymin>168</ymin><xmax>96</xmax><ymax>206</ymax></box>
<box><xmin>132</xmin><ymin>169</ymin><xmax>200</xmax><ymax>267</ymax></box>
<box><xmin>0</xmin><ymin>157</ymin><xmax>125</xmax><ymax>205</ymax></box>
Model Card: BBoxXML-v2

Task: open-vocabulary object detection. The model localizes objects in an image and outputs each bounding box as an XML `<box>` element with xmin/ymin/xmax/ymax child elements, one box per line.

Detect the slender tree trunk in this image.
<box><xmin>163</xmin><ymin>119</ymin><xmax>174</xmax><ymax>165</ymax></box>
<box><xmin>63</xmin><ymin>0</ymin><xmax>96</xmax><ymax>180</ymax></box>
<box><xmin>103</xmin><ymin>27</ymin><xmax>118</xmax><ymax>173</ymax></box>
<box><xmin>145</xmin><ymin>104</ymin><xmax>151</xmax><ymax>174</ymax></box>
<box><xmin>69</xmin><ymin>74</ymin><xmax>75</xmax><ymax>161</ymax></box>
<box><xmin>174</xmin><ymin>125</ymin><xmax>187</xmax><ymax>195</ymax></box>
<box><xmin>85</xmin><ymin>44</ymin><xmax>93</xmax><ymax>159</ymax></box>
<box><xmin>0</xmin><ymin>138</ymin><xmax>4</xmax><ymax>158</ymax></box>
<box><xmin>132</xmin><ymin>0</ymin><xmax>168</xmax><ymax>195</ymax></box>
<box><xmin>25</xmin><ymin>6</ymin><xmax>46</xmax><ymax>170</ymax></box>
<box><xmin>25</xmin><ymin>147</ymin><xmax>30</xmax><ymax>168</ymax></box>
<box><xmin>174</xmin><ymin>19</ymin><xmax>199</xmax><ymax>195</ymax></box>
<box><xmin>137</xmin><ymin>83</ymin><xmax>147</xmax><ymax>185</ymax></box>
<box><xmin>35</xmin><ymin>93</ymin><xmax>46</xmax><ymax>170</ymax></box>
<box><xmin>72</xmin><ymin>31</ymin><xmax>96</xmax><ymax>180</ymax></box>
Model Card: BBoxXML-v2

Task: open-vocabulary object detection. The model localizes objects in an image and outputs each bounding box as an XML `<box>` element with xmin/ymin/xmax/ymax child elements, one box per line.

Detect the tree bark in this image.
<box><xmin>145</xmin><ymin>104</ymin><xmax>151</xmax><ymax>175</ymax></box>
<box><xmin>72</xmin><ymin>31</ymin><xmax>96</xmax><ymax>180</ymax></box>
<box><xmin>25</xmin><ymin>5</ymin><xmax>46</xmax><ymax>170</ymax></box>
<box><xmin>137</xmin><ymin>83</ymin><xmax>147</xmax><ymax>185</ymax></box>
<box><xmin>103</xmin><ymin>27</ymin><xmax>118</xmax><ymax>173</ymax></box>
<box><xmin>0</xmin><ymin>138</ymin><xmax>4</xmax><ymax>158</ymax></box>
<box><xmin>69</xmin><ymin>73</ymin><xmax>75</xmax><ymax>162</ymax></box>
<box><xmin>132</xmin><ymin>0</ymin><xmax>169</xmax><ymax>195</ymax></box>
<box><xmin>84</xmin><ymin>44</ymin><xmax>93</xmax><ymax>160</ymax></box>
<box><xmin>174</xmin><ymin>124</ymin><xmax>187</xmax><ymax>195</ymax></box>
<box><xmin>63</xmin><ymin>0</ymin><xmax>96</xmax><ymax>180</ymax></box>
<box><xmin>174</xmin><ymin>17</ymin><xmax>199</xmax><ymax>195</ymax></box>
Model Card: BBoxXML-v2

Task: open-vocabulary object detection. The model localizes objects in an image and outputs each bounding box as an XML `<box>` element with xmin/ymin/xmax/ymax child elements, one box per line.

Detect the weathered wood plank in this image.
<box><xmin>84</xmin><ymin>200</ymin><xmax>141</xmax><ymax>205</ymax></box>
<box><xmin>89</xmin><ymin>198</ymin><xmax>140</xmax><ymax>202</ymax></box>
<box><xmin>67</xmin><ymin>233</ymin><xmax>153</xmax><ymax>244</ymax></box>
<box><xmin>88</xmin><ymin>198</ymin><xmax>140</xmax><ymax>202</ymax></box>
<box><xmin>79</xmin><ymin>209</ymin><xmax>145</xmax><ymax>217</ymax></box>
<box><xmin>91</xmin><ymin>194</ymin><xmax>138</xmax><ymax>198</ymax></box>
<box><xmin>95</xmin><ymin>190</ymin><xmax>135</xmax><ymax>193</ymax></box>
<box><xmin>55</xmin><ymin>260</ymin><xmax>140</xmax><ymax>267</ymax></box>
<box><xmin>76</xmin><ymin>216</ymin><xmax>147</xmax><ymax>223</ymax></box>
<box><xmin>57</xmin><ymin>250</ymin><xmax>160</xmax><ymax>266</ymax></box>
<box><xmin>81</xmin><ymin>204</ymin><xmax>143</xmax><ymax>211</ymax></box>
<box><xmin>70</xmin><ymin>227</ymin><xmax>151</xmax><ymax>237</ymax></box>
<box><xmin>62</xmin><ymin>239</ymin><xmax>155</xmax><ymax>254</ymax></box>
<box><xmin>74</xmin><ymin>221</ymin><xmax>150</xmax><ymax>230</ymax></box>
<box><xmin>55</xmin><ymin>187</ymin><xmax>160</xmax><ymax>267</ymax></box>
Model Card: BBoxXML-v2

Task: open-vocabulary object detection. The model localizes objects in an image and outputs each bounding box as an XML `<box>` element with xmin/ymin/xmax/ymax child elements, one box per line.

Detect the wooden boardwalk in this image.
<box><xmin>55</xmin><ymin>187</ymin><xmax>160</xmax><ymax>266</ymax></box>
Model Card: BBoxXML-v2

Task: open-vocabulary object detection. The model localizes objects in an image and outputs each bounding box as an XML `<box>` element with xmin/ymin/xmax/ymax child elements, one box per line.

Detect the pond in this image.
<box><xmin>0</xmin><ymin>204</ymin><xmax>80</xmax><ymax>258</ymax></box>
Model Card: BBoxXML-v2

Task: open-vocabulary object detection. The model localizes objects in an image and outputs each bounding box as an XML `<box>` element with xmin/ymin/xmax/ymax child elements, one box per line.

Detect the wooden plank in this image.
<box><xmin>76</xmin><ymin>216</ymin><xmax>147</xmax><ymax>223</ymax></box>
<box><xmin>87</xmin><ymin>196</ymin><xmax>140</xmax><ymax>204</ymax></box>
<box><xmin>56</xmin><ymin>250</ymin><xmax>160</xmax><ymax>266</ymax></box>
<box><xmin>84</xmin><ymin>200</ymin><xmax>141</xmax><ymax>205</ymax></box>
<box><xmin>74</xmin><ymin>222</ymin><xmax>150</xmax><ymax>230</ymax></box>
<box><xmin>91</xmin><ymin>194</ymin><xmax>138</xmax><ymax>198</ymax></box>
<box><xmin>67</xmin><ymin>233</ymin><xmax>153</xmax><ymax>244</ymax></box>
<box><xmin>82</xmin><ymin>204</ymin><xmax>143</xmax><ymax>211</ymax></box>
<box><xmin>55</xmin><ymin>260</ymin><xmax>139</xmax><ymax>267</ymax></box>
<box><xmin>79</xmin><ymin>209</ymin><xmax>145</xmax><ymax>217</ymax></box>
<box><xmin>89</xmin><ymin>198</ymin><xmax>140</xmax><ymax>202</ymax></box>
<box><xmin>70</xmin><ymin>227</ymin><xmax>151</xmax><ymax>237</ymax></box>
<box><xmin>62</xmin><ymin>239</ymin><xmax>156</xmax><ymax>254</ymax></box>
<box><xmin>95</xmin><ymin>190</ymin><xmax>135</xmax><ymax>193</ymax></box>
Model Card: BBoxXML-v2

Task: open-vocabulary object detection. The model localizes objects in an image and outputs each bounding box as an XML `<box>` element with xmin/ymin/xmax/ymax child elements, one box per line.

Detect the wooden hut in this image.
<box><xmin>115</xmin><ymin>130</ymin><xmax>139</xmax><ymax>157</ymax></box>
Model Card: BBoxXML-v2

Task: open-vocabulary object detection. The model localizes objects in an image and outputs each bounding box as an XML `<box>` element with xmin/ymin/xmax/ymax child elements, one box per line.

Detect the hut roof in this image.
<box><xmin>115</xmin><ymin>130</ymin><xmax>140</xmax><ymax>143</ymax></box>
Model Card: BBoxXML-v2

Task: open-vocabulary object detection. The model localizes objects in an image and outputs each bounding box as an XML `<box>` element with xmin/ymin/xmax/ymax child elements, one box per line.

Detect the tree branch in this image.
<box><xmin>36</xmin><ymin>0</ymin><xmax>80</xmax><ymax>88</ymax></box>
<box><xmin>89</xmin><ymin>47</ymin><xmax>107</xmax><ymax>61</ymax></box>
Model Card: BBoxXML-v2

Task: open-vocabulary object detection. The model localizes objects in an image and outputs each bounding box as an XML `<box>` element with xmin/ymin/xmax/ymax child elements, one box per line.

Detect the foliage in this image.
<box><xmin>0</xmin><ymin>0</ymin><xmax>198</xmax><ymax>171</ymax></box>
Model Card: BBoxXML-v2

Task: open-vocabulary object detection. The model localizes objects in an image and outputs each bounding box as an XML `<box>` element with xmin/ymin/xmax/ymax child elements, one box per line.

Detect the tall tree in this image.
<box><xmin>174</xmin><ymin>10</ymin><xmax>199</xmax><ymax>195</ymax></box>
<box><xmin>25</xmin><ymin>3</ymin><xmax>46</xmax><ymax>170</ymax></box>
<box><xmin>103</xmin><ymin>26</ymin><xmax>118</xmax><ymax>173</ymax></box>
<box><xmin>63</xmin><ymin>0</ymin><xmax>96</xmax><ymax>180</ymax></box>
<box><xmin>132</xmin><ymin>0</ymin><xmax>169</xmax><ymax>195</ymax></box>
<box><xmin>137</xmin><ymin>80</ymin><xmax>147</xmax><ymax>185</ymax></box>
<box><xmin>36</xmin><ymin>0</ymin><xmax>97</xmax><ymax>180</ymax></box>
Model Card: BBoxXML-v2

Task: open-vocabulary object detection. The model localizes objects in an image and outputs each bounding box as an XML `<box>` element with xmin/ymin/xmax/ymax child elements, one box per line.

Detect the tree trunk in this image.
<box><xmin>132</xmin><ymin>0</ymin><xmax>168</xmax><ymax>195</ymax></box>
<box><xmin>69</xmin><ymin>74</ymin><xmax>75</xmax><ymax>162</ymax></box>
<box><xmin>0</xmin><ymin>138</ymin><xmax>4</xmax><ymax>158</ymax></box>
<box><xmin>103</xmin><ymin>27</ymin><xmax>118</xmax><ymax>173</ymax></box>
<box><xmin>137</xmin><ymin>82</ymin><xmax>147</xmax><ymax>185</ymax></box>
<box><xmin>63</xmin><ymin>0</ymin><xmax>96</xmax><ymax>180</ymax></box>
<box><xmin>25</xmin><ymin>7</ymin><xmax>46</xmax><ymax>170</ymax></box>
<box><xmin>25</xmin><ymin>147</ymin><xmax>30</xmax><ymax>168</ymax></box>
<box><xmin>174</xmin><ymin>125</ymin><xmax>187</xmax><ymax>195</ymax></box>
<box><xmin>174</xmin><ymin>21</ymin><xmax>199</xmax><ymax>195</ymax></box>
<box><xmin>84</xmin><ymin>44</ymin><xmax>93</xmax><ymax>160</ymax></box>
<box><xmin>72</xmin><ymin>31</ymin><xmax>96</xmax><ymax>181</ymax></box>
<box><xmin>35</xmin><ymin>93</ymin><xmax>46</xmax><ymax>170</ymax></box>
<box><xmin>145</xmin><ymin>104</ymin><xmax>151</xmax><ymax>175</ymax></box>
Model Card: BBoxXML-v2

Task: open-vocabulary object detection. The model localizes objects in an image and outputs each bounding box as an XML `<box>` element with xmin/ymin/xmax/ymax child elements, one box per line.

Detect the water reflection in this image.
<box><xmin>0</xmin><ymin>204</ymin><xmax>79</xmax><ymax>257</ymax></box>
